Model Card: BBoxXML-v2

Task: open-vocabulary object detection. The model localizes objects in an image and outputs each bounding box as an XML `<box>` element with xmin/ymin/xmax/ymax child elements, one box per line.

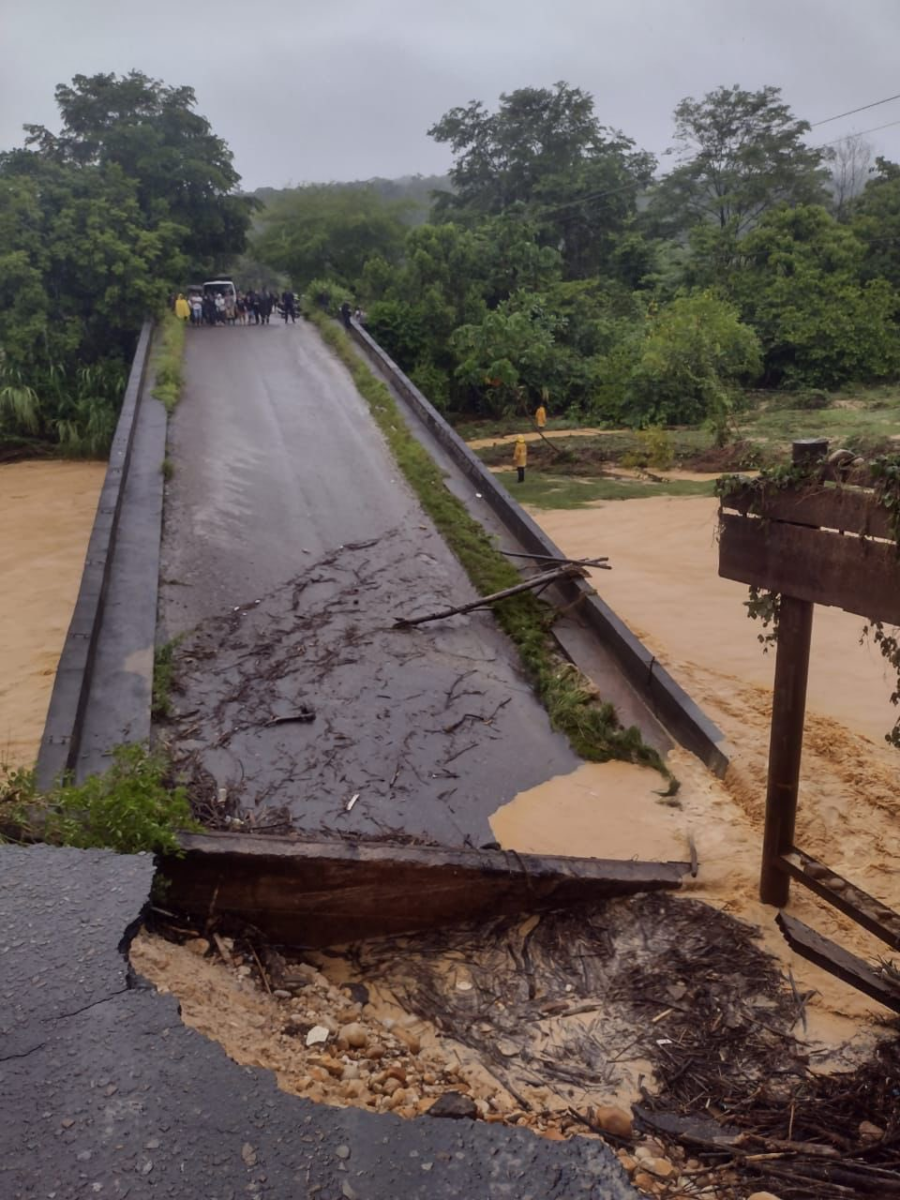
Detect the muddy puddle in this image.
<box><xmin>0</xmin><ymin>460</ymin><xmax>105</xmax><ymax>766</ymax></box>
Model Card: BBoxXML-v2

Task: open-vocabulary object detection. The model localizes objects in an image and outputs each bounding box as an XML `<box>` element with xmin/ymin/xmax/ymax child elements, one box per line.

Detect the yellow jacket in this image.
<box><xmin>512</xmin><ymin>438</ymin><xmax>528</xmax><ymax>468</ymax></box>
<box><xmin>535</xmin><ymin>405</ymin><xmax>547</xmax><ymax>428</ymax></box>
<box><xmin>174</xmin><ymin>294</ymin><xmax>190</xmax><ymax>320</ymax></box>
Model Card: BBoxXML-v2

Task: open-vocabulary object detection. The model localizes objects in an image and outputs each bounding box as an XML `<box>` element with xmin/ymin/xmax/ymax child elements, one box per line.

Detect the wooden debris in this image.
<box><xmin>776</xmin><ymin>912</ymin><xmax>900</xmax><ymax>1013</ymax></box>
<box><xmin>393</xmin><ymin>560</ymin><xmax>610</xmax><ymax>628</ymax></box>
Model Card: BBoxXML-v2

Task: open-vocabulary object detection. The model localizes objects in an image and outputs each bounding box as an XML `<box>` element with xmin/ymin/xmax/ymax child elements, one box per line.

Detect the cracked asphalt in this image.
<box><xmin>158</xmin><ymin>321</ymin><xmax>578</xmax><ymax>842</ymax></box>
<box><xmin>0</xmin><ymin>844</ymin><xmax>636</xmax><ymax>1198</ymax></box>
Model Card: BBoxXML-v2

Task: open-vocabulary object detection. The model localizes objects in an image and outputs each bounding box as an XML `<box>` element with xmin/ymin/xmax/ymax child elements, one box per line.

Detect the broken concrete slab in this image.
<box><xmin>162</xmin><ymin>832</ymin><xmax>690</xmax><ymax>945</ymax></box>
<box><xmin>0</xmin><ymin>844</ymin><xmax>636</xmax><ymax>1198</ymax></box>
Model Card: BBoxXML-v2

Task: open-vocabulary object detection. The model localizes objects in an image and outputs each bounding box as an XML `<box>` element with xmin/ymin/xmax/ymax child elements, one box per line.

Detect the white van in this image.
<box><xmin>202</xmin><ymin>278</ymin><xmax>238</xmax><ymax>303</ymax></box>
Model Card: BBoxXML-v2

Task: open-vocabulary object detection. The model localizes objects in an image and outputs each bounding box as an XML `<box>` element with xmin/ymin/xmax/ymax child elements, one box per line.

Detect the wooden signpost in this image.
<box><xmin>718</xmin><ymin>439</ymin><xmax>900</xmax><ymax>1007</ymax></box>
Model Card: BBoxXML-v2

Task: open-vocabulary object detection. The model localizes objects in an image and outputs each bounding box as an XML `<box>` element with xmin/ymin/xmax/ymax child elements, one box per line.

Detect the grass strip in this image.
<box><xmin>151</xmin><ymin>313</ymin><xmax>186</xmax><ymax>413</ymax></box>
<box><xmin>307</xmin><ymin>308</ymin><xmax>671</xmax><ymax>780</ymax></box>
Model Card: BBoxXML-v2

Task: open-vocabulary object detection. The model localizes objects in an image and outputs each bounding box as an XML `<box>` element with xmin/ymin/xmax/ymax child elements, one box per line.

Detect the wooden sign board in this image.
<box><xmin>719</xmin><ymin>484</ymin><xmax>900</xmax><ymax>627</ymax></box>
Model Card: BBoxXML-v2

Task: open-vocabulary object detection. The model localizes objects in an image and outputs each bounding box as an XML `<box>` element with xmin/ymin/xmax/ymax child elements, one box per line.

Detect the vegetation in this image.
<box><xmin>305</xmin><ymin>306</ymin><xmax>670</xmax><ymax>778</ymax></box>
<box><xmin>151</xmin><ymin>313</ymin><xmax>187</xmax><ymax>413</ymax></box>
<box><xmin>0</xmin><ymin>71</ymin><xmax>252</xmax><ymax>457</ymax></box>
<box><xmin>253</xmin><ymin>81</ymin><xmax>900</xmax><ymax>432</ymax></box>
<box><xmin>152</xmin><ymin>635</ymin><xmax>184</xmax><ymax>719</ymax></box>
<box><xmin>495</xmin><ymin>472</ymin><xmax>715</xmax><ymax>509</ymax></box>
<box><xmin>0</xmin><ymin>744</ymin><xmax>197</xmax><ymax>854</ymax></box>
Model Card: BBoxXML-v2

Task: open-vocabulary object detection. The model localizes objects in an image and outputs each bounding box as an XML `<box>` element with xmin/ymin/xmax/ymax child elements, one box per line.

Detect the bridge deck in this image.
<box><xmin>159</xmin><ymin>321</ymin><xmax>580</xmax><ymax>845</ymax></box>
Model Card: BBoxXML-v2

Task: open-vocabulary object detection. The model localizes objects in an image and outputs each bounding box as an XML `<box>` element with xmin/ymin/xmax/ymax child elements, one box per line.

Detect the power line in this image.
<box><xmin>811</xmin><ymin>92</ymin><xmax>900</xmax><ymax>128</ymax></box>
<box><xmin>817</xmin><ymin>117</ymin><xmax>900</xmax><ymax>148</ymax></box>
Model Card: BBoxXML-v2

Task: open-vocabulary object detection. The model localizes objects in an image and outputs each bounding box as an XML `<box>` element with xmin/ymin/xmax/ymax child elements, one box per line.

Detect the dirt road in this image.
<box><xmin>158</xmin><ymin>322</ymin><xmax>578</xmax><ymax>843</ymax></box>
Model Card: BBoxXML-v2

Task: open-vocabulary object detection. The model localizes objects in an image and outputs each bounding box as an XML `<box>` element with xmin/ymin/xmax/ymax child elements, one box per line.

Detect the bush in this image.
<box><xmin>625</xmin><ymin>291</ymin><xmax>762</xmax><ymax>428</ymax></box>
<box><xmin>305</xmin><ymin>277</ymin><xmax>352</xmax><ymax>316</ymax></box>
<box><xmin>152</xmin><ymin>313</ymin><xmax>186</xmax><ymax>413</ymax></box>
<box><xmin>622</xmin><ymin>426</ymin><xmax>675</xmax><ymax>470</ymax></box>
<box><xmin>1</xmin><ymin>744</ymin><xmax>197</xmax><ymax>854</ymax></box>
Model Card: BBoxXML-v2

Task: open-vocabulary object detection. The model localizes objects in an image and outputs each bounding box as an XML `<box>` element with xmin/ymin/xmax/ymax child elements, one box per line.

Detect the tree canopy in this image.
<box><xmin>0</xmin><ymin>71</ymin><xmax>249</xmax><ymax>456</ymax></box>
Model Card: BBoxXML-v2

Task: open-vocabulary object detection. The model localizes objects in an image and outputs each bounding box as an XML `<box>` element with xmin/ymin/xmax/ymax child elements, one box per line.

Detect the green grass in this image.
<box><xmin>738</xmin><ymin>387</ymin><xmax>900</xmax><ymax>456</ymax></box>
<box><xmin>152</xmin><ymin>635</ymin><xmax>184</xmax><ymax>720</ymax></box>
<box><xmin>151</xmin><ymin>313</ymin><xmax>186</xmax><ymax>413</ymax></box>
<box><xmin>496</xmin><ymin>472</ymin><xmax>717</xmax><ymax>509</ymax></box>
<box><xmin>306</xmin><ymin>308</ymin><xmax>670</xmax><ymax>779</ymax></box>
<box><xmin>0</xmin><ymin>744</ymin><xmax>197</xmax><ymax>855</ymax></box>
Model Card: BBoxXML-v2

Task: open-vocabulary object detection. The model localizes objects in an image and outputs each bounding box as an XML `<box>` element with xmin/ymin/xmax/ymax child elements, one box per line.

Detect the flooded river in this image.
<box><xmin>0</xmin><ymin>461</ymin><xmax>105</xmax><ymax>767</ymax></box>
<box><xmin>492</xmin><ymin>494</ymin><xmax>900</xmax><ymax>1045</ymax></box>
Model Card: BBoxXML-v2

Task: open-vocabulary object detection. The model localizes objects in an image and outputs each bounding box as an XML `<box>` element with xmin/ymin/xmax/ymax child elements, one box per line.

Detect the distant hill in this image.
<box><xmin>250</xmin><ymin>174</ymin><xmax>452</xmax><ymax>224</ymax></box>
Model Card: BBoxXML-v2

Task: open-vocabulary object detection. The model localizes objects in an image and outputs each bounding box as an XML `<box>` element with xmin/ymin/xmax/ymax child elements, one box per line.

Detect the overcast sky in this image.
<box><xmin>3</xmin><ymin>0</ymin><xmax>900</xmax><ymax>189</ymax></box>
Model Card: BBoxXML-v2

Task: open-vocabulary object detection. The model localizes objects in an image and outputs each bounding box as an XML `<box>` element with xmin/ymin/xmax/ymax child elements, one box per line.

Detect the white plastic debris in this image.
<box><xmin>306</xmin><ymin>1025</ymin><xmax>330</xmax><ymax>1047</ymax></box>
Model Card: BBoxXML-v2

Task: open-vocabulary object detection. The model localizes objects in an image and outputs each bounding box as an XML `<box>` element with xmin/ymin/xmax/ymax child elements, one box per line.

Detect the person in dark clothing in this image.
<box><xmin>340</xmin><ymin>301</ymin><xmax>352</xmax><ymax>329</ymax></box>
<box><xmin>282</xmin><ymin>290</ymin><xmax>296</xmax><ymax>323</ymax></box>
<box><xmin>260</xmin><ymin>291</ymin><xmax>273</xmax><ymax>324</ymax></box>
<box><xmin>202</xmin><ymin>292</ymin><xmax>217</xmax><ymax>326</ymax></box>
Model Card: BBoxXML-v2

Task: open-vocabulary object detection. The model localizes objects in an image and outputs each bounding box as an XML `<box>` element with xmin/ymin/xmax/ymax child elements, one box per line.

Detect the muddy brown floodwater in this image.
<box><xmin>492</xmin><ymin>493</ymin><xmax>900</xmax><ymax>1057</ymax></box>
<box><xmin>0</xmin><ymin>461</ymin><xmax>105</xmax><ymax>767</ymax></box>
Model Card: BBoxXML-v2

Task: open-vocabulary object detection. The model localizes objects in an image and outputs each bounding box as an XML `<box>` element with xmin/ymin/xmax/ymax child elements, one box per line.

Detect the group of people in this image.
<box><xmin>173</xmin><ymin>289</ymin><xmax>298</xmax><ymax>327</ymax></box>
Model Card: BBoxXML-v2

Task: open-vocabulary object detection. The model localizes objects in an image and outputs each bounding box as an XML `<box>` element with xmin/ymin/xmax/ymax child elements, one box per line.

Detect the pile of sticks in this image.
<box><xmin>394</xmin><ymin>551</ymin><xmax>610</xmax><ymax>629</ymax></box>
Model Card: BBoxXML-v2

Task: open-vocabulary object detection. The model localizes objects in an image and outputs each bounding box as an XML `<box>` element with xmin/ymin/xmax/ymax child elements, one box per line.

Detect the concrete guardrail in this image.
<box><xmin>36</xmin><ymin>321</ymin><xmax>154</xmax><ymax>790</ymax></box>
<box><xmin>349</xmin><ymin>320</ymin><xmax>730</xmax><ymax>777</ymax></box>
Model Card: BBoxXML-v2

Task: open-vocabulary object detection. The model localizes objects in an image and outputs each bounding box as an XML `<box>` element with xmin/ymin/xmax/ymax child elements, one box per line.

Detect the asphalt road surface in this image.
<box><xmin>159</xmin><ymin>320</ymin><xmax>578</xmax><ymax>844</ymax></box>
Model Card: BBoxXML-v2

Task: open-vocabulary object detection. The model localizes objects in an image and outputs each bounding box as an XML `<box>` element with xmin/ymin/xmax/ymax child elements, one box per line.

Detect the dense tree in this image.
<box><xmin>22</xmin><ymin>71</ymin><xmax>253</xmax><ymax>275</ymax></box>
<box><xmin>254</xmin><ymin>186</ymin><xmax>411</xmax><ymax>287</ymax></box>
<box><xmin>651</xmin><ymin>85</ymin><xmax>828</xmax><ymax>237</ymax></box>
<box><xmin>429</xmin><ymin>82</ymin><xmax>656</xmax><ymax>280</ymax></box>
<box><xmin>853</xmin><ymin>157</ymin><xmax>900</xmax><ymax>288</ymax></box>
<box><xmin>0</xmin><ymin>71</ymin><xmax>248</xmax><ymax>455</ymax></box>
<box><xmin>731</xmin><ymin>205</ymin><xmax>899</xmax><ymax>387</ymax></box>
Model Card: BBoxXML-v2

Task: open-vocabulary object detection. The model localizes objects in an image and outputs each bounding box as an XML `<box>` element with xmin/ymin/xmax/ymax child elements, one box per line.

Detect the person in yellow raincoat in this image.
<box><xmin>512</xmin><ymin>435</ymin><xmax>527</xmax><ymax>483</ymax></box>
<box><xmin>174</xmin><ymin>293</ymin><xmax>191</xmax><ymax>322</ymax></box>
<box><xmin>534</xmin><ymin>402</ymin><xmax>547</xmax><ymax>429</ymax></box>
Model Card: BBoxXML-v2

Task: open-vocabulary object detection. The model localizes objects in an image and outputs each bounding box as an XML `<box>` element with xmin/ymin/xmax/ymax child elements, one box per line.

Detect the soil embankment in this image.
<box><xmin>0</xmin><ymin>461</ymin><xmax>104</xmax><ymax>766</ymax></box>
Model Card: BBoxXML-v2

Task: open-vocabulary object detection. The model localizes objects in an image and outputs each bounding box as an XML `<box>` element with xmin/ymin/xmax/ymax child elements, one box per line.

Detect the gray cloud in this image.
<box><xmin>3</xmin><ymin>0</ymin><xmax>900</xmax><ymax>188</ymax></box>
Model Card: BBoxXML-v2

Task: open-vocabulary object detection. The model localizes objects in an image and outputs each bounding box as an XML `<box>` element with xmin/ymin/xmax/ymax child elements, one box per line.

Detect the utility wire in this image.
<box><xmin>816</xmin><ymin>117</ymin><xmax>900</xmax><ymax>148</ymax></box>
<box><xmin>811</xmin><ymin>92</ymin><xmax>900</xmax><ymax>128</ymax></box>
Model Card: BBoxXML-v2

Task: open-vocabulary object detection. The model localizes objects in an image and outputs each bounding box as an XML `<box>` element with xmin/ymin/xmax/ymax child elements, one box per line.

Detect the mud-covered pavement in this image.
<box><xmin>160</xmin><ymin>323</ymin><xmax>576</xmax><ymax>841</ymax></box>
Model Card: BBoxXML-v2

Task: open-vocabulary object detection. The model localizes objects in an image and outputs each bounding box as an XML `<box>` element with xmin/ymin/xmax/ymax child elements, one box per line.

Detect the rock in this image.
<box><xmin>859</xmin><ymin>1120</ymin><xmax>884</xmax><ymax>1143</ymax></box>
<box><xmin>309</xmin><ymin>1067</ymin><xmax>330</xmax><ymax>1084</ymax></box>
<box><xmin>382</xmin><ymin>1077</ymin><xmax>401</xmax><ymax>1096</ymax></box>
<box><xmin>426</xmin><ymin>1091</ymin><xmax>478</xmax><ymax>1120</ymax></box>
<box><xmin>342</xmin><ymin>1063</ymin><xmax>360</xmax><ymax>1081</ymax></box>
<box><xmin>395</xmin><ymin>1029</ymin><xmax>421</xmax><ymax>1054</ymax></box>
<box><xmin>632</xmin><ymin>1171</ymin><xmax>655</xmax><ymax>1193</ymax></box>
<box><xmin>365</xmin><ymin>1043</ymin><xmax>385</xmax><ymax>1060</ymax></box>
<box><xmin>335</xmin><ymin>1145</ymin><xmax>350</xmax><ymax>1160</ymax></box>
<box><xmin>241</xmin><ymin>1143</ymin><xmax>257</xmax><ymax>1167</ymax></box>
<box><xmin>593</xmin><ymin>1105</ymin><xmax>633</xmax><ymax>1139</ymax></box>
<box><xmin>184</xmin><ymin>937</ymin><xmax>210</xmax><ymax>957</ymax></box>
<box><xmin>496</xmin><ymin>1038</ymin><xmax>518</xmax><ymax>1057</ymax></box>
<box><xmin>747</xmin><ymin>1194</ymin><xmax>783</xmax><ymax>1200</ymax></box>
<box><xmin>617</xmin><ymin>1154</ymin><xmax>637</xmax><ymax>1173</ymax></box>
<box><xmin>237</xmin><ymin>964</ymin><xmax>252</xmax><ymax>978</ymax></box>
<box><xmin>341</xmin><ymin>1182</ymin><xmax>357</xmax><ymax>1200</ymax></box>
<box><xmin>305</xmin><ymin>1025</ymin><xmax>331</xmax><ymax>1047</ymax></box>
<box><xmin>272</xmin><ymin>989</ymin><xmax>291</xmax><ymax>999</ymax></box>
<box><xmin>647</xmin><ymin>1157</ymin><xmax>675</xmax><ymax>1179</ymax></box>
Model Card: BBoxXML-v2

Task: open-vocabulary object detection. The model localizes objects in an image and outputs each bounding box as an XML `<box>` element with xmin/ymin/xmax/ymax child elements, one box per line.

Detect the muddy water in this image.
<box><xmin>0</xmin><ymin>461</ymin><xmax>105</xmax><ymax>766</ymax></box>
<box><xmin>492</xmin><ymin>495</ymin><xmax>900</xmax><ymax>1047</ymax></box>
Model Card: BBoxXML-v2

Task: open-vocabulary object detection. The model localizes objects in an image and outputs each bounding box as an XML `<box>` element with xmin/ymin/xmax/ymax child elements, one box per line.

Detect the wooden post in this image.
<box><xmin>759</xmin><ymin>438</ymin><xmax>826</xmax><ymax>906</ymax></box>
<box><xmin>760</xmin><ymin>595</ymin><xmax>814</xmax><ymax>905</ymax></box>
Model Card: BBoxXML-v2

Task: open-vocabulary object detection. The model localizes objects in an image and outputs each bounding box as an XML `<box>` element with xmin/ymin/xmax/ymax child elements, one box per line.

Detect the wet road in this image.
<box><xmin>160</xmin><ymin>321</ymin><xmax>578</xmax><ymax>844</ymax></box>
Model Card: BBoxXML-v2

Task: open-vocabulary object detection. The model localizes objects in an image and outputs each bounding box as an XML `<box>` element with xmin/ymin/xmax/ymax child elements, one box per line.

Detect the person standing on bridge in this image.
<box><xmin>174</xmin><ymin>293</ymin><xmax>191</xmax><ymax>322</ymax></box>
<box><xmin>513</xmin><ymin>435</ymin><xmax>528</xmax><ymax>483</ymax></box>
